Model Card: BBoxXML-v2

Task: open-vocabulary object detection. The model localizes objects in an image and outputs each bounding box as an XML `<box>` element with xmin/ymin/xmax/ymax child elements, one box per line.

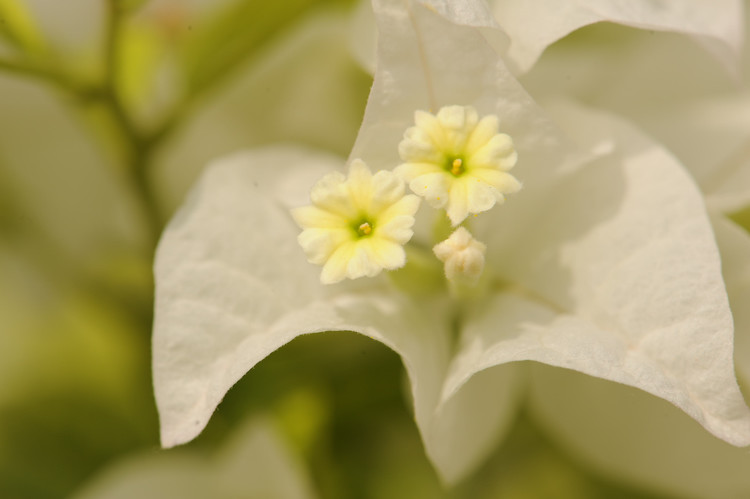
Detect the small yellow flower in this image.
<box><xmin>396</xmin><ymin>105</ymin><xmax>521</xmax><ymax>226</ymax></box>
<box><xmin>292</xmin><ymin>159</ymin><xmax>420</xmax><ymax>284</ymax></box>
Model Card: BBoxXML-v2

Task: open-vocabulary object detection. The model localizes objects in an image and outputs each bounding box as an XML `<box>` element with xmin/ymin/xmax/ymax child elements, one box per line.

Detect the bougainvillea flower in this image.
<box><xmin>153</xmin><ymin>0</ymin><xmax>750</xmax><ymax>484</ymax></box>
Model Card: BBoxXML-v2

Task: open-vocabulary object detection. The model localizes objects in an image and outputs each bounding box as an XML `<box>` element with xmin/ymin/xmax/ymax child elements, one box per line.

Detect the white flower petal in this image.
<box><xmin>153</xmin><ymin>146</ymin><xmax>459</xmax><ymax>466</ymax></box>
<box><xmin>154</xmin><ymin>147</ymin><xmax>334</xmax><ymax>446</ymax></box>
<box><xmin>291</xmin><ymin>206</ymin><xmax>346</xmax><ymax>230</ymax></box>
<box><xmin>378</xmin><ymin>216</ymin><xmax>417</xmax><ymax>244</ymax></box>
<box><xmin>471</xmin><ymin>168</ymin><xmax>522</xmax><ymax>194</ymax></box>
<box><xmin>529</xmin><ymin>364</ymin><xmax>750</xmax><ymax>499</ymax></box>
<box><xmin>490</xmin><ymin>0</ymin><xmax>744</xmax><ymax>74</ymax></box>
<box><xmin>361</xmin><ymin>238</ymin><xmax>407</xmax><ymax>270</ymax></box>
<box><xmin>378</xmin><ymin>194</ymin><xmax>420</xmax><ymax>226</ymax></box>
<box><xmin>345</xmin><ymin>242</ymin><xmax>383</xmax><ymax>279</ymax></box>
<box><xmin>351</xmin><ymin>0</ymin><xmax>566</xmax><ymax>176</ymax></box>
<box><xmin>520</xmin><ymin>10</ymin><xmax>750</xmax><ymax>215</ymax></box>
<box><xmin>345</xmin><ymin>158</ymin><xmax>374</xmax><ymax>206</ymax></box>
<box><xmin>370</xmin><ymin>169</ymin><xmax>408</xmax><ymax>211</ymax></box>
<box><xmin>446</xmin><ymin>180</ymin><xmax>469</xmax><ymax>226</ymax></box>
<box><xmin>712</xmin><ymin>215</ymin><xmax>750</xmax><ymax>389</ymax></box>
<box><xmin>464</xmin><ymin>177</ymin><xmax>503</xmax><ymax>213</ymax></box>
<box><xmin>646</xmin><ymin>94</ymin><xmax>750</xmax><ymax>213</ymax></box>
<box><xmin>297</xmin><ymin>227</ymin><xmax>350</xmax><ymax>266</ymax></box>
<box><xmin>446</xmin><ymin>102</ymin><xmax>750</xmax><ymax>448</ymax></box>
<box><xmin>468</xmin><ymin>133</ymin><xmax>516</xmax><ymax>169</ymax></box>
<box><xmin>464</xmin><ymin>115</ymin><xmax>500</xmax><ymax>154</ymax></box>
<box><xmin>347</xmin><ymin>0</ymin><xmax>509</xmax><ymax>76</ymax></box>
<box><xmin>75</xmin><ymin>418</ymin><xmax>318</xmax><ymax>499</ymax></box>
<box><xmin>399</xmin><ymin>135</ymin><xmax>443</xmax><ymax>163</ymax></box>
<box><xmin>320</xmin><ymin>241</ymin><xmax>356</xmax><ymax>284</ymax></box>
<box><xmin>435</xmin><ymin>105</ymin><xmax>478</xmax><ymax>152</ymax></box>
<box><xmin>345</xmin><ymin>1</ymin><xmax>568</xmax><ymax>480</ymax></box>
<box><xmin>525</xmin><ymin>215</ymin><xmax>750</xmax><ymax>499</ymax></box>
<box><xmin>395</xmin><ymin>161</ymin><xmax>442</xmax><ymax>181</ymax></box>
<box><xmin>429</xmin><ymin>362</ymin><xmax>525</xmax><ymax>485</ymax></box>
<box><xmin>408</xmin><ymin>172</ymin><xmax>450</xmax><ymax>210</ymax></box>
<box><xmin>309</xmin><ymin>171</ymin><xmax>355</xmax><ymax>218</ymax></box>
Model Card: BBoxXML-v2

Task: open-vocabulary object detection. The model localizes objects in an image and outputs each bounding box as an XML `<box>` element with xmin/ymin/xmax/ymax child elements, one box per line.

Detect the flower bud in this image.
<box><xmin>433</xmin><ymin>227</ymin><xmax>486</xmax><ymax>286</ymax></box>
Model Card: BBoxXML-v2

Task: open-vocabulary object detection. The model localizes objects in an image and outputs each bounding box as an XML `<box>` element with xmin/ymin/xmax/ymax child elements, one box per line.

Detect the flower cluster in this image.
<box><xmin>152</xmin><ymin>0</ymin><xmax>750</xmax><ymax>494</ymax></box>
<box><xmin>397</xmin><ymin>105</ymin><xmax>520</xmax><ymax>226</ymax></box>
<box><xmin>294</xmin><ymin>105</ymin><xmax>520</xmax><ymax>286</ymax></box>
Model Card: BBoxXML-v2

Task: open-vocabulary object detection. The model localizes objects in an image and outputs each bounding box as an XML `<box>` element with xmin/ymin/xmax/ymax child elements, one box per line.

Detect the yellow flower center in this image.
<box><xmin>450</xmin><ymin>158</ymin><xmax>464</xmax><ymax>176</ymax></box>
<box><xmin>358</xmin><ymin>222</ymin><xmax>373</xmax><ymax>236</ymax></box>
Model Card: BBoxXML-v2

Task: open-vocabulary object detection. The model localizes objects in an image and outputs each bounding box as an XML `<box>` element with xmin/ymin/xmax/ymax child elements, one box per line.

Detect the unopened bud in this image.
<box><xmin>433</xmin><ymin>227</ymin><xmax>486</xmax><ymax>285</ymax></box>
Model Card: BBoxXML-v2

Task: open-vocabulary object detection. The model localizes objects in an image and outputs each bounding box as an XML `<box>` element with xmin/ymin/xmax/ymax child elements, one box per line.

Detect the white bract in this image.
<box><xmin>508</xmin><ymin>2</ymin><xmax>750</xmax><ymax>495</ymax></box>
<box><xmin>517</xmin><ymin>3</ymin><xmax>750</xmax><ymax>217</ymax></box>
<box><xmin>153</xmin><ymin>0</ymin><xmax>750</xmax><ymax>485</ymax></box>
<box><xmin>529</xmin><ymin>217</ymin><xmax>750</xmax><ymax>498</ymax></box>
<box><xmin>349</xmin><ymin>0</ymin><xmax>744</xmax><ymax>77</ymax></box>
<box><xmin>74</xmin><ymin>418</ymin><xmax>317</xmax><ymax>499</ymax></box>
<box><xmin>487</xmin><ymin>0</ymin><xmax>744</xmax><ymax>74</ymax></box>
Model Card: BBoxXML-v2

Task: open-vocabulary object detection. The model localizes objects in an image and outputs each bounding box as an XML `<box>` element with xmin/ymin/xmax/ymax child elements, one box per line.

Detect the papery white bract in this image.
<box><xmin>349</xmin><ymin>0</ymin><xmax>744</xmax><ymax>78</ymax></box>
<box><xmin>530</xmin><ymin>211</ymin><xmax>750</xmax><ymax>496</ymax></box>
<box><xmin>152</xmin><ymin>0</ymin><xmax>750</xmax><ymax>487</ymax></box>
<box><xmin>75</xmin><ymin>418</ymin><xmax>317</xmax><ymax>499</ymax></box>
<box><xmin>488</xmin><ymin>0</ymin><xmax>745</xmax><ymax>74</ymax></box>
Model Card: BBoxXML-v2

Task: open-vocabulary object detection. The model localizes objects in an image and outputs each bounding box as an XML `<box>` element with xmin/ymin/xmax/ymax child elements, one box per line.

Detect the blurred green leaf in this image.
<box><xmin>115</xmin><ymin>21</ymin><xmax>173</xmax><ymax>124</ymax></box>
<box><xmin>274</xmin><ymin>388</ymin><xmax>329</xmax><ymax>457</ymax></box>
<box><xmin>202</xmin><ymin>332</ymin><xmax>682</xmax><ymax>498</ymax></box>
<box><xmin>117</xmin><ymin>0</ymin><xmax>149</xmax><ymax>15</ymax></box>
<box><xmin>453</xmin><ymin>412</ymin><xmax>677</xmax><ymax>499</ymax></box>
<box><xmin>0</xmin><ymin>0</ymin><xmax>45</xmax><ymax>53</ymax></box>
<box><xmin>730</xmin><ymin>204</ymin><xmax>750</xmax><ymax>233</ymax></box>
<box><xmin>0</xmin><ymin>283</ymin><xmax>157</xmax><ymax>498</ymax></box>
<box><xmin>181</xmin><ymin>0</ymin><xmax>346</xmax><ymax>97</ymax></box>
<box><xmin>0</xmin><ymin>393</ymin><xmax>148</xmax><ymax>498</ymax></box>
<box><xmin>75</xmin><ymin>417</ymin><xmax>319</xmax><ymax>499</ymax></box>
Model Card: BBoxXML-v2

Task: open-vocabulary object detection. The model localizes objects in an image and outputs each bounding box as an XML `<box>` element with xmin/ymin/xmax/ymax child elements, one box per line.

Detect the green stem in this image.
<box><xmin>0</xmin><ymin>57</ymin><xmax>49</xmax><ymax>78</ymax></box>
<box><xmin>0</xmin><ymin>57</ymin><xmax>85</xmax><ymax>95</ymax></box>
<box><xmin>0</xmin><ymin>2</ymin><xmax>169</xmax><ymax>306</ymax></box>
<box><xmin>1</xmin><ymin>18</ymin><xmax>165</xmax><ymax>249</ymax></box>
<box><xmin>100</xmin><ymin>0</ymin><xmax>164</xmax><ymax>249</ymax></box>
<box><xmin>128</xmin><ymin>142</ymin><xmax>164</xmax><ymax>250</ymax></box>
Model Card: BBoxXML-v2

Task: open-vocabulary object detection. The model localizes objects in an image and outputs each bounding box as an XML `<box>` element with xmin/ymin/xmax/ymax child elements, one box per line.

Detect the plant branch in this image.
<box><xmin>0</xmin><ymin>56</ymin><xmax>86</xmax><ymax>95</ymax></box>
<box><xmin>100</xmin><ymin>0</ymin><xmax>164</xmax><ymax>248</ymax></box>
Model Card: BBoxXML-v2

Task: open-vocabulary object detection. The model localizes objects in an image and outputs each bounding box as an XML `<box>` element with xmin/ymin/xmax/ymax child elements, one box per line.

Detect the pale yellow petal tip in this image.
<box><xmin>433</xmin><ymin>227</ymin><xmax>486</xmax><ymax>285</ymax></box>
<box><xmin>398</xmin><ymin>105</ymin><xmax>519</xmax><ymax>225</ymax></box>
<box><xmin>293</xmin><ymin>159</ymin><xmax>419</xmax><ymax>284</ymax></box>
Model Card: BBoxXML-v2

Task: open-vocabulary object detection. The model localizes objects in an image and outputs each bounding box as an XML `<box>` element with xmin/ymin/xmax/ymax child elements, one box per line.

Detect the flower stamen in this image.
<box><xmin>358</xmin><ymin>222</ymin><xmax>373</xmax><ymax>236</ymax></box>
<box><xmin>450</xmin><ymin>158</ymin><xmax>464</xmax><ymax>176</ymax></box>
